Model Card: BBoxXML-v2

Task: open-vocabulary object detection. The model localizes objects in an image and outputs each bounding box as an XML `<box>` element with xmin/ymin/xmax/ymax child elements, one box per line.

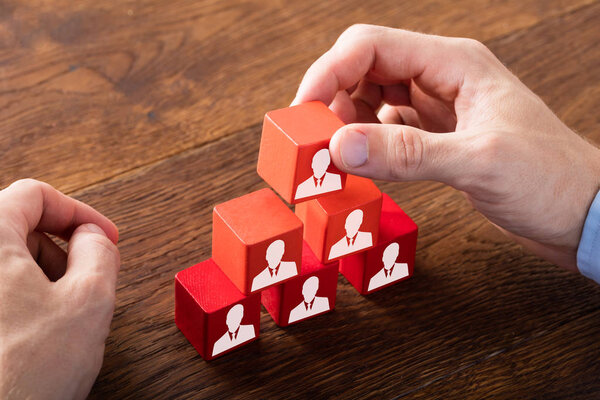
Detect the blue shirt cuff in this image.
<box><xmin>577</xmin><ymin>189</ymin><xmax>600</xmax><ymax>283</ymax></box>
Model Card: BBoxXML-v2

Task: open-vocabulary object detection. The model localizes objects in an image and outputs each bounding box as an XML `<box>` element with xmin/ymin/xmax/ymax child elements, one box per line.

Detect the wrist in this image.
<box><xmin>577</xmin><ymin>187</ymin><xmax>600</xmax><ymax>282</ymax></box>
<box><xmin>569</xmin><ymin>140</ymin><xmax>600</xmax><ymax>273</ymax></box>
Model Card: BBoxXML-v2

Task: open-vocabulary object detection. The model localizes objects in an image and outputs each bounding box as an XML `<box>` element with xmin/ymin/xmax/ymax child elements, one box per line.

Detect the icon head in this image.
<box><xmin>265</xmin><ymin>239</ymin><xmax>285</xmax><ymax>268</ymax></box>
<box><xmin>382</xmin><ymin>242</ymin><xmax>400</xmax><ymax>270</ymax></box>
<box><xmin>345</xmin><ymin>209</ymin><xmax>364</xmax><ymax>238</ymax></box>
<box><xmin>226</xmin><ymin>304</ymin><xmax>244</xmax><ymax>333</ymax></box>
<box><xmin>302</xmin><ymin>276</ymin><xmax>320</xmax><ymax>303</ymax></box>
<box><xmin>311</xmin><ymin>149</ymin><xmax>331</xmax><ymax>179</ymax></box>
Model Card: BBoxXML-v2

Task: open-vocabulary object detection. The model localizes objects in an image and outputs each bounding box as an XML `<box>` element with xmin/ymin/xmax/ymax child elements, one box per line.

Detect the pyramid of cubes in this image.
<box><xmin>175</xmin><ymin>101</ymin><xmax>418</xmax><ymax>360</ymax></box>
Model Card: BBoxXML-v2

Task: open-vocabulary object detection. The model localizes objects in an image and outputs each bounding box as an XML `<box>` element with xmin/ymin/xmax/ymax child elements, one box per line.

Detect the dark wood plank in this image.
<box><xmin>0</xmin><ymin>0</ymin><xmax>596</xmax><ymax>193</ymax></box>
<box><xmin>1</xmin><ymin>0</ymin><xmax>597</xmax><ymax>398</ymax></box>
<box><xmin>82</xmin><ymin>127</ymin><xmax>600</xmax><ymax>400</ymax></box>
<box><xmin>68</xmin><ymin>3</ymin><xmax>600</xmax><ymax>397</ymax></box>
<box><xmin>83</xmin><ymin>140</ymin><xmax>600</xmax><ymax>399</ymax></box>
<box><xmin>487</xmin><ymin>2</ymin><xmax>600</xmax><ymax>142</ymax></box>
<box><xmin>403</xmin><ymin>310</ymin><xmax>600</xmax><ymax>399</ymax></box>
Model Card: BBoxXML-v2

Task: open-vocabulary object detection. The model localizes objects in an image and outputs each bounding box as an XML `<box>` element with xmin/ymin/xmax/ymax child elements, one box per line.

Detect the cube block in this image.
<box><xmin>175</xmin><ymin>259</ymin><xmax>261</xmax><ymax>361</ymax></box>
<box><xmin>262</xmin><ymin>241</ymin><xmax>338</xmax><ymax>327</ymax></box>
<box><xmin>295</xmin><ymin>175</ymin><xmax>382</xmax><ymax>263</ymax></box>
<box><xmin>340</xmin><ymin>193</ymin><xmax>418</xmax><ymax>295</ymax></box>
<box><xmin>212</xmin><ymin>188</ymin><xmax>303</xmax><ymax>295</ymax></box>
<box><xmin>257</xmin><ymin>101</ymin><xmax>347</xmax><ymax>204</ymax></box>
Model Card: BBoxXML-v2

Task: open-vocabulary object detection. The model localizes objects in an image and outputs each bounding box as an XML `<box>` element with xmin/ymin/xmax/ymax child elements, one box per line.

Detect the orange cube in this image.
<box><xmin>257</xmin><ymin>101</ymin><xmax>347</xmax><ymax>204</ymax></box>
<box><xmin>295</xmin><ymin>175</ymin><xmax>382</xmax><ymax>263</ymax></box>
<box><xmin>212</xmin><ymin>188</ymin><xmax>303</xmax><ymax>295</ymax></box>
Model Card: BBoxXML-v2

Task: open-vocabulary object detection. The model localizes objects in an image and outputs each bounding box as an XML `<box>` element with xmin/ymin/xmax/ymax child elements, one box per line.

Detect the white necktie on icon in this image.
<box><xmin>368</xmin><ymin>242</ymin><xmax>409</xmax><ymax>291</ymax></box>
<box><xmin>328</xmin><ymin>209</ymin><xmax>373</xmax><ymax>260</ymax></box>
<box><xmin>212</xmin><ymin>304</ymin><xmax>256</xmax><ymax>356</ymax></box>
<box><xmin>288</xmin><ymin>276</ymin><xmax>330</xmax><ymax>323</ymax></box>
<box><xmin>251</xmin><ymin>239</ymin><xmax>298</xmax><ymax>292</ymax></box>
<box><xmin>294</xmin><ymin>149</ymin><xmax>342</xmax><ymax>200</ymax></box>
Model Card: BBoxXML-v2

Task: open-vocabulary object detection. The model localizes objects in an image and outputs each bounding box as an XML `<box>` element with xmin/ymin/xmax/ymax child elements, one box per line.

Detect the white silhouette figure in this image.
<box><xmin>328</xmin><ymin>209</ymin><xmax>373</xmax><ymax>260</ymax></box>
<box><xmin>288</xmin><ymin>276</ymin><xmax>330</xmax><ymax>324</ymax></box>
<box><xmin>212</xmin><ymin>304</ymin><xmax>256</xmax><ymax>356</ymax></box>
<box><xmin>368</xmin><ymin>242</ymin><xmax>409</xmax><ymax>291</ymax></box>
<box><xmin>251</xmin><ymin>239</ymin><xmax>298</xmax><ymax>292</ymax></box>
<box><xmin>294</xmin><ymin>149</ymin><xmax>342</xmax><ymax>200</ymax></box>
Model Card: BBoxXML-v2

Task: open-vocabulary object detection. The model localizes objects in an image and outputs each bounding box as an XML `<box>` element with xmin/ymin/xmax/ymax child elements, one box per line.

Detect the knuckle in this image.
<box><xmin>5</xmin><ymin>179</ymin><xmax>54</xmax><ymax>199</ymax></box>
<box><xmin>340</xmin><ymin>23</ymin><xmax>377</xmax><ymax>41</ymax></box>
<box><xmin>455</xmin><ymin>38</ymin><xmax>495</xmax><ymax>61</ymax></box>
<box><xmin>73</xmin><ymin>273</ymin><xmax>116</xmax><ymax>308</ymax></box>
<box><xmin>7</xmin><ymin>178</ymin><xmax>41</xmax><ymax>193</ymax></box>
<box><xmin>469</xmin><ymin>132</ymin><xmax>508</xmax><ymax>185</ymax></box>
<box><xmin>388</xmin><ymin>128</ymin><xmax>425</xmax><ymax>179</ymax></box>
<box><xmin>2</xmin><ymin>245</ymin><xmax>32</xmax><ymax>280</ymax></box>
<box><xmin>460</xmin><ymin>38</ymin><xmax>488</xmax><ymax>52</ymax></box>
<box><xmin>474</xmin><ymin>131</ymin><xmax>503</xmax><ymax>163</ymax></box>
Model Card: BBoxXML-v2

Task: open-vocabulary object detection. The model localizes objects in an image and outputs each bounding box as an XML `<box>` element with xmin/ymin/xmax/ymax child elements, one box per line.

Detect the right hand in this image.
<box><xmin>293</xmin><ymin>24</ymin><xmax>600</xmax><ymax>271</ymax></box>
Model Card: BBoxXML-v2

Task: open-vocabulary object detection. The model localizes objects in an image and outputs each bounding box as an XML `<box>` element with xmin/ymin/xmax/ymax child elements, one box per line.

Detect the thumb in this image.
<box><xmin>329</xmin><ymin>123</ymin><xmax>468</xmax><ymax>186</ymax></box>
<box><xmin>65</xmin><ymin>223</ymin><xmax>121</xmax><ymax>288</ymax></box>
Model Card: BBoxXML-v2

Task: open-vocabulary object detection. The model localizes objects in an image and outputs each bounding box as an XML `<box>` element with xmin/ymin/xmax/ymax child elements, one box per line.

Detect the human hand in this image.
<box><xmin>293</xmin><ymin>24</ymin><xmax>600</xmax><ymax>271</ymax></box>
<box><xmin>0</xmin><ymin>179</ymin><xmax>120</xmax><ymax>399</ymax></box>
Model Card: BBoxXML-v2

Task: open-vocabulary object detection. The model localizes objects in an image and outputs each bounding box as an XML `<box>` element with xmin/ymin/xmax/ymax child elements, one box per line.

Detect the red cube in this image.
<box><xmin>261</xmin><ymin>241</ymin><xmax>338</xmax><ymax>327</ymax></box>
<box><xmin>175</xmin><ymin>259</ymin><xmax>261</xmax><ymax>361</ymax></box>
<box><xmin>339</xmin><ymin>193</ymin><xmax>418</xmax><ymax>295</ymax></box>
<box><xmin>295</xmin><ymin>175</ymin><xmax>382</xmax><ymax>263</ymax></box>
<box><xmin>257</xmin><ymin>101</ymin><xmax>347</xmax><ymax>204</ymax></box>
<box><xmin>212</xmin><ymin>188</ymin><xmax>303</xmax><ymax>295</ymax></box>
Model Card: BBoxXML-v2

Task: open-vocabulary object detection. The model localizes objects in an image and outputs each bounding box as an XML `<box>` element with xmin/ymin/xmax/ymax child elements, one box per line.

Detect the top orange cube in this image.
<box><xmin>257</xmin><ymin>101</ymin><xmax>347</xmax><ymax>204</ymax></box>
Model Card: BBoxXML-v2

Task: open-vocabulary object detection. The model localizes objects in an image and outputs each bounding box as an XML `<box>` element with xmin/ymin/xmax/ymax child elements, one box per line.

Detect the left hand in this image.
<box><xmin>0</xmin><ymin>179</ymin><xmax>120</xmax><ymax>400</ymax></box>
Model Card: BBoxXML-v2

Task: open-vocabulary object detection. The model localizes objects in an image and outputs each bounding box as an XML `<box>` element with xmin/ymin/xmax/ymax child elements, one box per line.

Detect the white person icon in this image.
<box><xmin>328</xmin><ymin>209</ymin><xmax>373</xmax><ymax>260</ymax></box>
<box><xmin>251</xmin><ymin>239</ymin><xmax>298</xmax><ymax>292</ymax></box>
<box><xmin>212</xmin><ymin>304</ymin><xmax>256</xmax><ymax>357</ymax></box>
<box><xmin>368</xmin><ymin>242</ymin><xmax>409</xmax><ymax>291</ymax></box>
<box><xmin>294</xmin><ymin>148</ymin><xmax>342</xmax><ymax>200</ymax></box>
<box><xmin>288</xmin><ymin>276</ymin><xmax>330</xmax><ymax>324</ymax></box>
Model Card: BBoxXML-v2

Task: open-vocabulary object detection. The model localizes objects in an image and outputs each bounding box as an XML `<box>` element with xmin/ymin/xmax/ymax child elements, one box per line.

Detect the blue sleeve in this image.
<box><xmin>577</xmin><ymin>189</ymin><xmax>600</xmax><ymax>283</ymax></box>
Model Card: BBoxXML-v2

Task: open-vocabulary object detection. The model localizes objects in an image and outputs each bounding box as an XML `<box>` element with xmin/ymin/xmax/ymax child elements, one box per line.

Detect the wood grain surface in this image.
<box><xmin>1</xmin><ymin>0</ymin><xmax>600</xmax><ymax>399</ymax></box>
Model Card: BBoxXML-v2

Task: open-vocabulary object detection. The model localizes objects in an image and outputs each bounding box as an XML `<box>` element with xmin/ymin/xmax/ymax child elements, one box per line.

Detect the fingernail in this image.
<box><xmin>80</xmin><ymin>223</ymin><xmax>107</xmax><ymax>237</ymax></box>
<box><xmin>340</xmin><ymin>129</ymin><xmax>368</xmax><ymax>168</ymax></box>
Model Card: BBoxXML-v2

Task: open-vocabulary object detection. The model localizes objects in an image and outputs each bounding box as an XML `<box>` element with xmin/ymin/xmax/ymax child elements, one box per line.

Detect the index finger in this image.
<box><xmin>0</xmin><ymin>179</ymin><xmax>119</xmax><ymax>245</ymax></box>
<box><xmin>293</xmin><ymin>25</ymin><xmax>485</xmax><ymax>108</ymax></box>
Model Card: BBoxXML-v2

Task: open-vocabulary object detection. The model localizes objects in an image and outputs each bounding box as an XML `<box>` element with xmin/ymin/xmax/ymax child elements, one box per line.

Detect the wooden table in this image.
<box><xmin>2</xmin><ymin>1</ymin><xmax>599</xmax><ymax>398</ymax></box>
